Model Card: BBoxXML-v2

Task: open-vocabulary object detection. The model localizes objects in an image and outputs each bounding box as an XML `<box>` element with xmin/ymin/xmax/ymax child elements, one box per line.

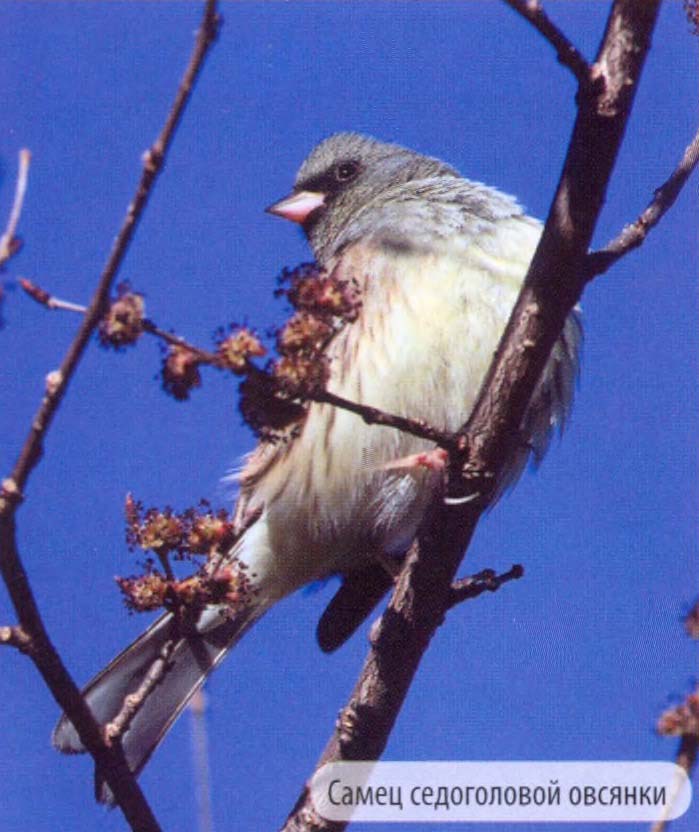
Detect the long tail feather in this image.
<box><xmin>52</xmin><ymin>602</ymin><xmax>268</xmax><ymax>803</ymax></box>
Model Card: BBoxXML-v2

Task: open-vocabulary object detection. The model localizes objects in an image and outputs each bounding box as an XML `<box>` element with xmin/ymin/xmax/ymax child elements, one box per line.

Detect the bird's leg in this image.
<box><xmin>372</xmin><ymin>449</ymin><xmax>449</xmax><ymax>579</ymax></box>
<box><xmin>378</xmin><ymin>447</ymin><xmax>449</xmax><ymax>473</ymax></box>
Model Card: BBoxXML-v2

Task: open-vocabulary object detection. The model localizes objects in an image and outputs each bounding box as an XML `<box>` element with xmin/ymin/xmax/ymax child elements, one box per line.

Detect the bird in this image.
<box><xmin>53</xmin><ymin>132</ymin><xmax>581</xmax><ymax>800</ymax></box>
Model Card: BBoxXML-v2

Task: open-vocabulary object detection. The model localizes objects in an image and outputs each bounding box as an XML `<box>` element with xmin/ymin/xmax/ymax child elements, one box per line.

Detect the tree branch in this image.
<box><xmin>0</xmin><ymin>2</ymin><xmax>220</xmax><ymax>829</ymax></box>
<box><xmin>312</xmin><ymin>389</ymin><xmax>456</xmax><ymax>449</ymax></box>
<box><xmin>502</xmin><ymin>0</ymin><xmax>590</xmax><ymax>84</ymax></box>
<box><xmin>105</xmin><ymin>639</ymin><xmax>178</xmax><ymax>744</ymax></box>
<box><xmin>4</xmin><ymin>2</ymin><xmax>219</xmax><ymax>501</ymax></box>
<box><xmin>18</xmin><ymin>278</ymin><xmax>88</xmax><ymax>313</ymax></box>
<box><xmin>282</xmin><ymin>2</ymin><xmax>665</xmax><ymax>828</ymax></box>
<box><xmin>585</xmin><ymin>124</ymin><xmax>699</xmax><ymax>278</ymax></box>
<box><xmin>19</xmin><ymin>279</ymin><xmax>457</xmax><ymax>451</ymax></box>
<box><xmin>0</xmin><ymin>624</ymin><xmax>33</xmax><ymax>653</ymax></box>
<box><xmin>447</xmin><ymin>563</ymin><xmax>524</xmax><ymax>609</ymax></box>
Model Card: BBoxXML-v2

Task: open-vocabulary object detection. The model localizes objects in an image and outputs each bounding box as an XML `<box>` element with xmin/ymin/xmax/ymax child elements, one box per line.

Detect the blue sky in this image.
<box><xmin>0</xmin><ymin>2</ymin><xmax>697</xmax><ymax>831</ymax></box>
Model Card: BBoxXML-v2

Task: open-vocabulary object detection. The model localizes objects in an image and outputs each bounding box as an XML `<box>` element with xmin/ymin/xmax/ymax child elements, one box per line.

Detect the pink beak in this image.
<box><xmin>266</xmin><ymin>190</ymin><xmax>326</xmax><ymax>224</ymax></box>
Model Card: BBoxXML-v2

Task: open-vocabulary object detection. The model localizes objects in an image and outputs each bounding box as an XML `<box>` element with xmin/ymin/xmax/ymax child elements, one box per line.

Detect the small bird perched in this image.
<box><xmin>53</xmin><ymin>133</ymin><xmax>581</xmax><ymax>799</ymax></box>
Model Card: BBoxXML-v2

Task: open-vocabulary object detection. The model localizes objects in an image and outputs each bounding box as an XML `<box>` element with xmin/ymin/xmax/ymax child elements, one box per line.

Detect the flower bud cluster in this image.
<box><xmin>239</xmin><ymin>262</ymin><xmax>362</xmax><ymax>438</ymax></box>
<box><xmin>118</xmin><ymin>495</ymin><xmax>251</xmax><ymax>616</ymax></box>
<box><xmin>657</xmin><ymin>688</ymin><xmax>699</xmax><ymax>737</ymax></box>
<box><xmin>98</xmin><ymin>283</ymin><xmax>145</xmax><ymax>349</ymax></box>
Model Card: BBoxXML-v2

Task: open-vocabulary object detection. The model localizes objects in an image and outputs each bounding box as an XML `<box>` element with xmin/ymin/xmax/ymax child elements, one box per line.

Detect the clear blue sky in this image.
<box><xmin>0</xmin><ymin>3</ymin><xmax>697</xmax><ymax>831</ymax></box>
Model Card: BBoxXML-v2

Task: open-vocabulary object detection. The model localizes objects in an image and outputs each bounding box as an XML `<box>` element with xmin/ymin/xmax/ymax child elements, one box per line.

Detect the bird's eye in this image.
<box><xmin>335</xmin><ymin>161</ymin><xmax>359</xmax><ymax>182</ymax></box>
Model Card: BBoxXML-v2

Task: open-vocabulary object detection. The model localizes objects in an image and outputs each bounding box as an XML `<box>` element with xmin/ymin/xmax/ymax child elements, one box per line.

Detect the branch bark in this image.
<box><xmin>585</xmin><ymin>124</ymin><xmax>699</xmax><ymax>278</ymax></box>
<box><xmin>282</xmin><ymin>2</ymin><xmax>665</xmax><ymax>828</ymax></box>
<box><xmin>0</xmin><ymin>2</ymin><xmax>220</xmax><ymax>829</ymax></box>
<box><xmin>502</xmin><ymin>0</ymin><xmax>590</xmax><ymax>83</ymax></box>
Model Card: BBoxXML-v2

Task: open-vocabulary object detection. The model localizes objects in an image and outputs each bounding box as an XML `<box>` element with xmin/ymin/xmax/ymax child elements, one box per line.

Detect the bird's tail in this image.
<box><xmin>52</xmin><ymin>601</ymin><xmax>269</xmax><ymax>803</ymax></box>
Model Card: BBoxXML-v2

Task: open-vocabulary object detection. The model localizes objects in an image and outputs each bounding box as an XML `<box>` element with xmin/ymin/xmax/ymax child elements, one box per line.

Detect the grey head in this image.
<box><xmin>268</xmin><ymin>132</ymin><xmax>522</xmax><ymax>263</ymax></box>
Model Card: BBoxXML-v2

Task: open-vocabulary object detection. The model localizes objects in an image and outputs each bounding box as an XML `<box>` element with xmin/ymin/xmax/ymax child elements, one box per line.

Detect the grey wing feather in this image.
<box><xmin>497</xmin><ymin>308</ymin><xmax>582</xmax><ymax>496</ymax></box>
<box><xmin>53</xmin><ymin>605</ymin><xmax>265</xmax><ymax>803</ymax></box>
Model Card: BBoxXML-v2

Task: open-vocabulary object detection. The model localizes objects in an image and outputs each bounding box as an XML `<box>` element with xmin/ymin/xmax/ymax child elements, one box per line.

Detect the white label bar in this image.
<box><xmin>310</xmin><ymin>761</ymin><xmax>692</xmax><ymax>823</ymax></box>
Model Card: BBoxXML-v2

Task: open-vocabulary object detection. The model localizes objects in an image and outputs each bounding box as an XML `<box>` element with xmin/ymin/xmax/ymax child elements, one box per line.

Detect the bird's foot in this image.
<box><xmin>379</xmin><ymin>447</ymin><xmax>449</xmax><ymax>473</ymax></box>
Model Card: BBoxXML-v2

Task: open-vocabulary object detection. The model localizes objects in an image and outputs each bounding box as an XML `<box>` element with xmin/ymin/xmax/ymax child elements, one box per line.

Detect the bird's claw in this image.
<box><xmin>379</xmin><ymin>447</ymin><xmax>449</xmax><ymax>472</ymax></box>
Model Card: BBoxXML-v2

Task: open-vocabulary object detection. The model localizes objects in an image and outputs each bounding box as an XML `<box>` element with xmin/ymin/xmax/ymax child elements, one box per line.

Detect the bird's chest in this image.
<box><xmin>328</xmin><ymin>243</ymin><xmax>520</xmax><ymax>433</ymax></box>
<box><xmin>251</xmin><ymin>240</ymin><xmax>525</xmax><ymax>580</ymax></box>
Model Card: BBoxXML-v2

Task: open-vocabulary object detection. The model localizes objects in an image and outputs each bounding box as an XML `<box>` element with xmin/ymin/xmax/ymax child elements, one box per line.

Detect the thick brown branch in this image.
<box><xmin>502</xmin><ymin>0</ymin><xmax>590</xmax><ymax>83</ymax></box>
<box><xmin>283</xmin><ymin>511</ymin><xmax>480</xmax><ymax>832</ymax></box>
<box><xmin>0</xmin><ymin>148</ymin><xmax>31</xmax><ymax>267</ymax></box>
<box><xmin>0</xmin><ymin>2</ymin><xmax>220</xmax><ymax>830</ymax></box>
<box><xmin>283</xmin><ymin>3</ymin><xmax>665</xmax><ymax>829</ymax></box>
<box><xmin>585</xmin><ymin>125</ymin><xmax>699</xmax><ymax>278</ymax></box>
<box><xmin>459</xmin><ymin>0</ymin><xmax>662</xmax><ymax>496</ymax></box>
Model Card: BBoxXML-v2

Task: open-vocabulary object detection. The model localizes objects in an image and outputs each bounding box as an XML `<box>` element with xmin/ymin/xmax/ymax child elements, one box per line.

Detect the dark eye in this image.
<box><xmin>335</xmin><ymin>161</ymin><xmax>359</xmax><ymax>182</ymax></box>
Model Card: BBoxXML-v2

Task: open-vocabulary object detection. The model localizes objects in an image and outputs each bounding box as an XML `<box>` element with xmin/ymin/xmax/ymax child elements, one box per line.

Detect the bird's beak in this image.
<box><xmin>265</xmin><ymin>190</ymin><xmax>326</xmax><ymax>224</ymax></box>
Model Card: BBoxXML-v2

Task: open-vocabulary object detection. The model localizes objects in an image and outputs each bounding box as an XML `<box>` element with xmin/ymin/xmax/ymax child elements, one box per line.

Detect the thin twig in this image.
<box><xmin>19</xmin><ymin>275</ymin><xmax>457</xmax><ymax>451</ymax></box>
<box><xmin>586</xmin><ymin>125</ymin><xmax>699</xmax><ymax>279</ymax></box>
<box><xmin>19</xmin><ymin>278</ymin><xmax>88</xmax><ymax>313</ymax></box>
<box><xmin>244</xmin><ymin>361</ymin><xmax>458</xmax><ymax>450</ymax></box>
<box><xmin>502</xmin><ymin>0</ymin><xmax>590</xmax><ymax>84</ymax></box>
<box><xmin>311</xmin><ymin>389</ymin><xmax>457</xmax><ymax>450</ymax></box>
<box><xmin>105</xmin><ymin>639</ymin><xmax>177</xmax><ymax>743</ymax></box>
<box><xmin>18</xmin><ymin>279</ymin><xmax>224</xmax><ymax>366</ymax></box>
<box><xmin>5</xmin><ymin>3</ymin><xmax>219</xmax><ymax>501</ymax></box>
<box><xmin>0</xmin><ymin>624</ymin><xmax>33</xmax><ymax>653</ymax></box>
<box><xmin>143</xmin><ymin>318</ymin><xmax>223</xmax><ymax>365</ymax></box>
<box><xmin>0</xmin><ymin>148</ymin><xmax>31</xmax><ymax>267</ymax></box>
<box><xmin>447</xmin><ymin>564</ymin><xmax>524</xmax><ymax>609</ymax></box>
<box><xmin>0</xmin><ymin>2</ymin><xmax>220</xmax><ymax>830</ymax></box>
<box><xmin>137</xmin><ymin>315</ymin><xmax>457</xmax><ymax>449</ymax></box>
